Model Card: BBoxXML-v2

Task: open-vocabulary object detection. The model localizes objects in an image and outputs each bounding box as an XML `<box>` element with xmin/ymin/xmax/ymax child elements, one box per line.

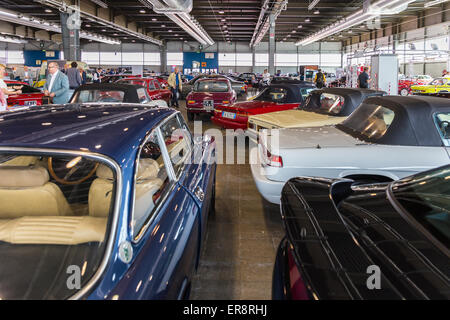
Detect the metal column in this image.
<box><xmin>268</xmin><ymin>13</ymin><xmax>275</xmax><ymax>75</ymax></box>
<box><xmin>160</xmin><ymin>44</ymin><xmax>167</xmax><ymax>73</ymax></box>
<box><xmin>60</xmin><ymin>10</ymin><xmax>80</xmax><ymax>61</ymax></box>
<box><xmin>252</xmin><ymin>47</ymin><xmax>256</xmax><ymax>73</ymax></box>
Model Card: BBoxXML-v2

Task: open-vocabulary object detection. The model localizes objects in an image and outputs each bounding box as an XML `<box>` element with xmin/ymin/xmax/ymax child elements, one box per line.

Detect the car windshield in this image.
<box><xmin>254</xmin><ymin>87</ymin><xmax>289</xmax><ymax>103</ymax></box>
<box><xmin>71</xmin><ymin>90</ymin><xmax>125</xmax><ymax>103</ymax></box>
<box><xmin>429</xmin><ymin>78</ymin><xmax>449</xmax><ymax>86</ymax></box>
<box><xmin>118</xmin><ymin>79</ymin><xmax>146</xmax><ymax>87</ymax></box>
<box><xmin>194</xmin><ymin>81</ymin><xmax>229</xmax><ymax>92</ymax></box>
<box><xmin>339</xmin><ymin>103</ymin><xmax>395</xmax><ymax>140</ymax></box>
<box><xmin>391</xmin><ymin>166</ymin><xmax>450</xmax><ymax>248</ymax></box>
<box><xmin>0</xmin><ymin>152</ymin><xmax>116</xmax><ymax>299</ymax></box>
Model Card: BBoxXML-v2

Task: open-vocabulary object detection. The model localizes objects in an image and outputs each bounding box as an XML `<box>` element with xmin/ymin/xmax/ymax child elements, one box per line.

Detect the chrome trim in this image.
<box><xmin>0</xmin><ymin>146</ymin><xmax>122</xmax><ymax>300</ymax></box>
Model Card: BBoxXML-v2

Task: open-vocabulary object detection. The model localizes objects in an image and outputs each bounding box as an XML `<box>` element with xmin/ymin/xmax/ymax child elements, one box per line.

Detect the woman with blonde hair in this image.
<box><xmin>0</xmin><ymin>64</ymin><xmax>22</xmax><ymax>111</ymax></box>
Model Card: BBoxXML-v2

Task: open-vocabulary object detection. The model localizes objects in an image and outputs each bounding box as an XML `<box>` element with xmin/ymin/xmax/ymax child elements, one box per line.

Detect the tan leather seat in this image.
<box><xmin>88</xmin><ymin>159</ymin><xmax>163</xmax><ymax>221</ymax></box>
<box><xmin>0</xmin><ymin>166</ymin><xmax>73</xmax><ymax>218</ymax></box>
<box><xmin>0</xmin><ymin>156</ymin><xmax>38</xmax><ymax>167</ymax></box>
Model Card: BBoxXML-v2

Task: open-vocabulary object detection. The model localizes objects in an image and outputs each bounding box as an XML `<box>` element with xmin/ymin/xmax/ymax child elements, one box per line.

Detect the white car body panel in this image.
<box><xmin>251</xmin><ymin>125</ymin><xmax>450</xmax><ymax>204</ymax></box>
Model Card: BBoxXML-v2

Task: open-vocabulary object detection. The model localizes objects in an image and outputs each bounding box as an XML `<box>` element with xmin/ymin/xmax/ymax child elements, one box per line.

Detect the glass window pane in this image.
<box><xmin>167</xmin><ymin>52</ymin><xmax>183</xmax><ymax>66</ymax></box>
<box><xmin>122</xmin><ymin>52</ymin><xmax>144</xmax><ymax>65</ymax></box>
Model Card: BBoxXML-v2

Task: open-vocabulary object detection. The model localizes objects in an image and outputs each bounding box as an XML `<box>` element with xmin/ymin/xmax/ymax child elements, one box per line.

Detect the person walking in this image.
<box><xmin>168</xmin><ymin>67</ymin><xmax>182</xmax><ymax>108</ymax></box>
<box><xmin>358</xmin><ymin>67</ymin><xmax>371</xmax><ymax>89</ymax></box>
<box><xmin>93</xmin><ymin>68</ymin><xmax>101</xmax><ymax>83</ymax></box>
<box><xmin>22</xmin><ymin>66</ymin><xmax>32</xmax><ymax>86</ymax></box>
<box><xmin>314</xmin><ymin>69</ymin><xmax>326</xmax><ymax>88</ymax></box>
<box><xmin>43</xmin><ymin>62</ymin><xmax>70</xmax><ymax>104</ymax></box>
<box><xmin>0</xmin><ymin>64</ymin><xmax>22</xmax><ymax>112</ymax></box>
<box><xmin>67</xmin><ymin>62</ymin><xmax>82</xmax><ymax>97</ymax></box>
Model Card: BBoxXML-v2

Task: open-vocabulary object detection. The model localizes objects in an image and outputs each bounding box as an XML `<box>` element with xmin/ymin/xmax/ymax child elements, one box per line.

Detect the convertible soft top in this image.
<box><xmin>261</xmin><ymin>83</ymin><xmax>317</xmax><ymax>103</ymax></box>
<box><xmin>304</xmin><ymin>87</ymin><xmax>386</xmax><ymax>116</ymax></box>
<box><xmin>339</xmin><ymin>95</ymin><xmax>450</xmax><ymax>146</ymax></box>
<box><xmin>73</xmin><ymin>83</ymin><xmax>148</xmax><ymax>103</ymax></box>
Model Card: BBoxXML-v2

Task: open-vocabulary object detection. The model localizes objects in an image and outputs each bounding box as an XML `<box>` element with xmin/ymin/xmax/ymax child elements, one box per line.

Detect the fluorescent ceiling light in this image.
<box><xmin>308</xmin><ymin>0</ymin><xmax>321</xmax><ymax>10</ymax></box>
<box><xmin>296</xmin><ymin>0</ymin><xmax>417</xmax><ymax>46</ymax></box>
<box><xmin>313</xmin><ymin>10</ymin><xmax>320</xmax><ymax>14</ymax></box>
<box><xmin>250</xmin><ymin>0</ymin><xmax>288</xmax><ymax>47</ymax></box>
<box><xmin>424</xmin><ymin>0</ymin><xmax>450</xmax><ymax>7</ymax></box>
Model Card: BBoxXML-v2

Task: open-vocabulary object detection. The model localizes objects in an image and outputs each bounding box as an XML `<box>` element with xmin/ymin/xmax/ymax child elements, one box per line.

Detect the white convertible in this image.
<box><xmin>247</xmin><ymin>88</ymin><xmax>385</xmax><ymax>141</ymax></box>
<box><xmin>250</xmin><ymin>95</ymin><xmax>450</xmax><ymax>204</ymax></box>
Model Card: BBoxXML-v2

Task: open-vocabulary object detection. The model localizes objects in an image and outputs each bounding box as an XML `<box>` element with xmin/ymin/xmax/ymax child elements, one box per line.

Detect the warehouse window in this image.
<box><xmin>122</xmin><ymin>52</ymin><xmax>144</xmax><ymax>65</ymax></box>
<box><xmin>275</xmin><ymin>54</ymin><xmax>297</xmax><ymax>66</ymax></box>
<box><xmin>7</xmin><ymin>50</ymin><xmax>24</xmax><ymax>64</ymax></box>
<box><xmin>81</xmin><ymin>51</ymin><xmax>100</xmax><ymax>65</ymax></box>
<box><xmin>320</xmin><ymin>53</ymin><xmax>341</xmax><ymax>67</ymax></box>
<box><xmin>236</xmin><ymin>53</ymin><xmax>252</xmax><ymax>66</ymax></box>
<box><xmin>144</xmin><ymin>52</ymin><xmax>160</xmax><ymax>65</ymax></box>
<box><xmin>100</xmin><ymin>52</ymin><xmax>121</xmax><ymax>65</ymax></box>
<box><xmin>255</xmin><ymin>53</ymin><xmax>268</xmax><ymax>67</ymax></box>
<box><xmin>219</xmin><ymin>53</ymin><xmax>236</xmax><ymax>66</ymax></box>
<box><xmin>298</xmin><ymin>53</ymin><xmax>319</xmax><ymax>65</ymax></box>
<box><xmin>167</xmin><ymin>52</ymin><xmax>183</xmax><ymax>66</ymax></box>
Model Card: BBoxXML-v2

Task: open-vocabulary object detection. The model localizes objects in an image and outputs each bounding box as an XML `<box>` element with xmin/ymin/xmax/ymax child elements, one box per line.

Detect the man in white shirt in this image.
<box><xmin>262</xmin><ymin>69</ymin><xmax>271</xmax><ymax>87</ymax></box>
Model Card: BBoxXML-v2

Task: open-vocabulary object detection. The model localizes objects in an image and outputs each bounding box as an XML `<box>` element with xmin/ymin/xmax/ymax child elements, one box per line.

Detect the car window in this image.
<box><xmin>194</xmin><ymin>81</ymin><xmax>229</xmax><ymax>92</ymax></box>
<box><xmin>118</xmin><ymin>79</ymin><xmax>146</xmax><ymax>87</ymax></box>
<box><xmin>300</xmin><ymin>88</ymin><xmax>315</xmax><ymax>99</ymax></box>
<box><xmin>319</xmin><ymin>93</ymin><xmax>346</xmax><ymax>115</ymax></box>
<box><xmin>137</xmin><ymin>88</ymin><xmax>149</xmax><ymax>103</ymax></box>
<box><xmin>430</xmin><ymin>78</ymin><xmax>447</xmax><ymax>86</ymax></box>
<box><xmin>0</xmin><ymin>152</ymin><xmax>116</xmax><ymax>299</ymax></box>
<box><xmin>72</xmin><ymin>90</ymin><xmax>125</xmax><ymax>103</ymax></box>
<box><xmin>255</xmin><ymin>87</ymin><xmax>288</xmax><ymax>103</ymax></box>
<box><xmin>340</xmin><ymin>103</ymin><xmax>395</xmax><ymax>140</ymax></box>
<box><xmin>132</xmin><ymin>131</ymin><xmax>171</xmax><ymax>239</ymax></box>
<box><xmin>159</xmin><ymin>115</ymin><xmax>192</xmax><ymax>178</ymax></box>
<box><xmin>434</xmin><ymin>113</ymin><xmax>450</xmax><ymax>146</ymax></box>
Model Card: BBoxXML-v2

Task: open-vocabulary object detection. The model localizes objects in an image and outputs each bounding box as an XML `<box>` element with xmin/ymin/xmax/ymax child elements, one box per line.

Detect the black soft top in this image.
<box><xmin>72</xmin><ymin>83</ymin><xmax>147</xmax><ymax>103</ymax></box>
<box><xmin>340</xmin><ymin>95</ymin><xmax>450</xmax><ymax>146</ymax></box>
<box><xmin>257</xmin><ymin>83</ymin><xmax>316</xmax><ymax>103</ymax></box>
<box><xmin>304</xmin><ymin>87</ymin><xmax>386</xmax><ymax>116</ymax></box>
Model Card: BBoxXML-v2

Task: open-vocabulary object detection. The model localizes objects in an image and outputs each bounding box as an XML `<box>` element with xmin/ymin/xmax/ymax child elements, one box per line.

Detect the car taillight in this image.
<box><xmin>187</xmin><ymin>100</ymin><xmax>195</xmax><ymax>104</ymax></box>
<box><xmin>215</xmin><ymin>108</ymin><xmax>222</xmax><ymax>114</ymax></box>
<box><xmin>237</xmin><ymin>111</ymin><xmax>249</xmax><ymax>117</ymax></box>
<box><xmin>222</xmin><ymin>100</ymin><xmax>230</xmax><ymax>104</ymax></box>
<box><xmin>260</xmin><ymin>143</ymin><xmax>283</xmax><ymax>167</ymax></box>
<box><xmin>287</xmin><ymin>245</ymin><xmax>310</xmax><ymax>300</ymax></box>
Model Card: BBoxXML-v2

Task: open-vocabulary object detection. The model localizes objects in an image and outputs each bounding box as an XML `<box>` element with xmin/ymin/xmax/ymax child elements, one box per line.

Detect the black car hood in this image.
<box><xmin>281</xmin><ymin>178</ymin><xmax>450</xmax><ymax>300</ymax></box>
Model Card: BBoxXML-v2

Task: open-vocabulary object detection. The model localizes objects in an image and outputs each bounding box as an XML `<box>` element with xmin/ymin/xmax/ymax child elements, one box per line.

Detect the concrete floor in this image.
<box><xmin>177</xmin><ymin>95</ymin><xmax>284</xmax><ymax>300</ymax></box>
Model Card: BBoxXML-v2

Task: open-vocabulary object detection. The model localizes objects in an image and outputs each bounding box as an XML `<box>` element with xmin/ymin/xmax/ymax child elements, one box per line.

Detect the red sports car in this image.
<box><xmin>186</xmin><ymin>78</ymin><xmax>236</xmax><ymax>121</ymax></box>
<box><xmin>211</xmin><ymin>83</ymin><xmax>314</xmax><ymax>130</ymax></box>
<box><xmin>155</xmin><ymin>76</ymin><xmax>169</xmax><ymax>89</ymax></box>
<box><xmin>5</xmin><ymin>81</ymin><xmax>44</xmax><ymax>109</ymax></box>
<box><xmin>117</xmin><ymin>77</ymin><xmax>172</xmax><ymax>103</ymax></box>
<box><xmin>398</xmin><ymin>75</ymin><xmax>433</xmax><ymax>96</ymax></box>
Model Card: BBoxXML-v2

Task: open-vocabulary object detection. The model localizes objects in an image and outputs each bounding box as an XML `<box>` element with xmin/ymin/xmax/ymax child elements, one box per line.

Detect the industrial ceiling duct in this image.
<box><xmin>139</xmin><ymin>0</ymin><xmax>193</xmax><ymax>13</ymax></box>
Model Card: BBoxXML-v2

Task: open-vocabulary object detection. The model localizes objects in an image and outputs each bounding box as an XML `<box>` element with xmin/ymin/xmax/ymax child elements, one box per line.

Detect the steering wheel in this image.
<box><xmin>48</xmin><ymin>157</ymin><xmax>99</xmax><ymax>185</ymax></box>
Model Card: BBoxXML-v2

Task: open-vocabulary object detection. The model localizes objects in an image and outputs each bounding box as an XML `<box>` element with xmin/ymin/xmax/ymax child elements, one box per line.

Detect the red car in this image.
<box><xmin>5</xmin><ymin>81</ymin><xmax>44</xmax><ymax>109</ymax></box>
<box><xmin>211</xmin><ymin>83</ymin><xmax>313</xmax><ymax>130</ymax></box>
<box><xmin>155</xmin><ymin>76</ymin><xmax>169</xmax><ymax>89</ymax></box>
<box><xmin>186</xmin><ymin>78</ymin><xmax>236</xmax><ymax>121</ymax></box>
<box><xmin>117</xmin><ymin>77</ymin><xmax>172</xmax><ymax>103</ymax></box>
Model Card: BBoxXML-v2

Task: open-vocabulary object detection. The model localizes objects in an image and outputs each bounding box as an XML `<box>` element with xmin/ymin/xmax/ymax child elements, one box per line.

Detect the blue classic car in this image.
<box><xmin>0</xmin><ymin>104</ymin><xmax>216</xmax><ymax>299</ymax></box>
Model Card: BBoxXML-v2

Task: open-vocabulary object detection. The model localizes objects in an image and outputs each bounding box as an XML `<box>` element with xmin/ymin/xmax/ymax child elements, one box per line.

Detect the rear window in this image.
<box><xmin>0</xmin><ymin>152</ymin><xmax>116</xmax><ymax>299</ymax></box>
<box><xmin>194</xmin><ymin>81</ymin><xmax>229</xmax><ymax>92</ymax></box>
<box><xmin>301</xmin><ymin>88</ymin><xmax>315</xmax><ymax>99</ymax></box>
<box><xmin>71</xmin><ymin>90</ymin><xmax>125</xmax><ymax>103</ymax></box>
<box><xmin>340</xmin><ymin>103</ymin><xmax>395</xmax><ymax>140</ymax></box>
<box><xmin>319</xmin><ymin>93</ymin><xmax>345</xmax><ymax>115</ymax></box>
<box><xmin>118</xmin><ymin>79</ymin><xmax>146</xmax><ymax>87</ymax></box>
<box><xmin>255</xmin><ymin>87</ymin><xmax>289</xmax><ymax>103</ymax></box>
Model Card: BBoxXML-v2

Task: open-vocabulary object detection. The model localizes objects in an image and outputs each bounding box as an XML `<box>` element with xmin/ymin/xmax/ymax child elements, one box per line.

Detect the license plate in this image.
<box><xmin>25</xmin><ymin>100</ymin><xmax>37</xmax><ymax>106</ymax></box>
<box><xmin>203</xmin><ymin>100</ymin><xmax>214</xmax><ymax>111</ymax></box>
<box><xmin>222</xmin><ymin>111</ymin><xmax>236</xmax><ymax>119</ymax></box>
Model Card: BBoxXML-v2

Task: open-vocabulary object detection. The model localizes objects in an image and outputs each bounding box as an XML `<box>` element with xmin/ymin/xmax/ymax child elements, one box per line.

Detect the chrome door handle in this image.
<box><xmin>194</xmin><ymin>186</ymin><xmax>204</xmax><ymax>202</ymax></box>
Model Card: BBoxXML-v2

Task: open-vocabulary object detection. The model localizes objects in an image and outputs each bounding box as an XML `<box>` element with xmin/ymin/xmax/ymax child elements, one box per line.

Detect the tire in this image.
<box><xmin>187</xmin><ymin>112</ymin><xmax>194</xmax><ymax>121</ymax></box>
<box><xmin>400</xmin><ymin>88</ymin><xmax>409</xmax><ymax>96</ymax></box>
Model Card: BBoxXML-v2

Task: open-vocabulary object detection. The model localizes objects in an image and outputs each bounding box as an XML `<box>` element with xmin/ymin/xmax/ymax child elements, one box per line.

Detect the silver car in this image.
<box><xmin>181</xmin><ymin>74</ymin><xmax>246</xmax><ymax>99</ymax></box>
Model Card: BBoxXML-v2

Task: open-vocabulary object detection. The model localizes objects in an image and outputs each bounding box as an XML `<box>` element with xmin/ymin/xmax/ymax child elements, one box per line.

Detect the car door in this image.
<box><xmin>112</xmin><ymin>125</ymin><xmax>201</xmax><ymax>300</ymax></box>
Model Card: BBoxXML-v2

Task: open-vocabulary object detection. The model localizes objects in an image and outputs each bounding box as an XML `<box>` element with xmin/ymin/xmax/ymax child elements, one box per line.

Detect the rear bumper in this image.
<box><xmin>211</xmin><ymin>116</ymin><xmax>248</xmax><ymax>130</ymax></box>
<box><xmin>186</xmin><ymin>106</ymin><xmax>214</xmax><ymax>114</ymax></box>
<box><xmin>250</xmin><ymin>153</ymin><xmax>284</xmax><ymax>204</ymax></box>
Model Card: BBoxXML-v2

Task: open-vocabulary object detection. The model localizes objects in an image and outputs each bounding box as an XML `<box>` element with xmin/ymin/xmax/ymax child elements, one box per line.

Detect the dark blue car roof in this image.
<box><xmin>0</xmin><ymin>104</ymin><xmax>176</xmax><ymax>163</ymax></box>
